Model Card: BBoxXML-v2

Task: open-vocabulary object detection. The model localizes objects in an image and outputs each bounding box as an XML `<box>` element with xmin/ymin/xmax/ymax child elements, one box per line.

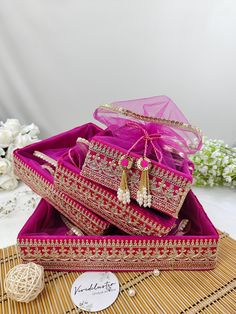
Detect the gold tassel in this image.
<box><xmin>117</xmin><ymin>155</ymin><xmax>133</xmax><ymax>204</ymax></box>
<box><xmin>136</xmin><ymin>157</ymin><xmax>152</xmax><ymax>207</ymax></box>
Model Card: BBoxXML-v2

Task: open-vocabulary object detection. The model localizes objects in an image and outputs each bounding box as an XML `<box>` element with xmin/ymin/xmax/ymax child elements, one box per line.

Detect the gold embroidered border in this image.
<box><xmin>17</xmin><ymin>237</ymin><xmax>218</xmax><ymax>271</ymax></box>
<box><xmin>13</xmin><ymin>155</ymin><xmax>109</xmax><ymax>235</ymax></box>
<box><xmin>18</xmin><ymin>259</ymin><xmax>217</xmax><ymax>272</ymax></box>
<box><xmin>81</xmin><ymin>140</ymin><xmax>192</xmax><ymax>218</ymax></box>
<box><xmin>14</xmin><ymin>153</ymin><xmax>172</xmax><ymax>237</ymax></box>
<box><xmin>55</xmin><ymin>165</ymin><xmax>174</xmax><ymax>236</ymax></box>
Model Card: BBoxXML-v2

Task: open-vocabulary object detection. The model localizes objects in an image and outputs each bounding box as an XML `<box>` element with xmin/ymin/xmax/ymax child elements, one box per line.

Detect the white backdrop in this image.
<box><xmin>0</xmin><ymin>0</ymin><xmax>235</xmax><ymax>144</ymax></box>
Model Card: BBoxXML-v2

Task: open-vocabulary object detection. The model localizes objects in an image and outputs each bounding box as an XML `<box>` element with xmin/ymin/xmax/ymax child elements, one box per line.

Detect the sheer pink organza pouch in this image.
<box><xmin>81</xmin><ymin>96</ymin><xmax>202</xmax><ymax>218</ymax></box>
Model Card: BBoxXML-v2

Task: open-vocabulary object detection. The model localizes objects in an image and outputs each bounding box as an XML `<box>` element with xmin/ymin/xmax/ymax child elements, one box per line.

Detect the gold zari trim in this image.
<box><xmin>55</xmin><ymin>164</ymin><xmax>173</xmax><ymax>236</ymax></box>
<box><xmin>100</xmin><ymin>104</ymin><xmax>202</xmax><ymax>148</ymax></box>
<box><xmin>17</xmin><ymin>237</ymin><xmax>218</xmax><ymax>271</ymax></box>
<box><xmin>81</xmin><ymin>140</ymin><xmax>192</xmax><ymax>218</ymax></box>
<box><xmin>13</xmin><ymin>155</ymin><xmax>109</xmax><ymax>235</ymax></box>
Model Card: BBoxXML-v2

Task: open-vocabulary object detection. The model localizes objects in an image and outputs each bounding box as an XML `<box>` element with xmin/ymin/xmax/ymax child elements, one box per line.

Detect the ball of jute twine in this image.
<box><xmin>4</xmin><ymin>262</ymin><xmax>45</xmax><ymax>303</ymax></box>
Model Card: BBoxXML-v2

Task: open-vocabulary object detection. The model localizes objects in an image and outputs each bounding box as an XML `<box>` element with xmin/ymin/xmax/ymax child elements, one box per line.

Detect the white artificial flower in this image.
<box><xmin>21</xmin><ymin>123</ymin><xmax>40</xmax><ymax>138</ymax></box>
<box><xmin>190</xmin><ymin>137</ymin><xmax>236</xmax><ymax>188</ymax></box>
<box><xmin>0</xmin><ymin>128</ymin><xmax>13</xmax><ymax>148</ymax></box>
<box><xmin>6</xmin><ymin>143</ymin><xmax>16</xmax><ymax>161</ymax></box>
<box><xmin>4</xmin><ymin>119</ymin><xmax>21</xmax><ymax>137</ymax></box>
<box><xmin>208</xmin><ymin>178</ymin><xmax>214</xmax><ymax>186</ymax></box>
<box><xmin>0</xmin><ymin>119</ymin><xmax>40</xmax><ymax>191</ymax></box>
<box><xmin>211</xmin><ymin>150</ymin><xmax>220</xmax><ymax>158</ymax></box>
<box><xmin>14</xmin><ymin>133</ymin><xmax>38</xmax><ymax>148</ymax></box>
<box><xmin>0</xmin><ymin>158</ymin><xmax>12</xmax><ymax>174</ymax></box>
<box><xmin>225</xmin><ymin>176</ymin><xmax>232</xmax><ymax>183</ymax></box>
<box><xmin>210</xmin><ymin>169</ymin><xmax>216</xmax><ymax>176</ymax></box>
<box><xmin>0</xmin><ymin>147</ymin><xmax>5</xmax><ymax>156</ymax></box>
<box><xmin>0</xmin><ymin>174</ymin><xmax>18</xmax><ymax>190</ymax></box>
<box><xmin>199</xmin><ymin>165</ymin><xmax>208</xmax><ymax>175</ymax></box>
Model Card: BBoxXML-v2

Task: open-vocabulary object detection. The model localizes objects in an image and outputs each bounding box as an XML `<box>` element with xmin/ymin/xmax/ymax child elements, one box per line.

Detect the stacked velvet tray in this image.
<box><xmin>14</xmin><ymin>123</ymin><xmax>219</xmax><ymax>271</ymax></box>
<box><xmin>14</xmin><ymin>96</ymin><xmax>219</xmax><ymax>271</ymax></box>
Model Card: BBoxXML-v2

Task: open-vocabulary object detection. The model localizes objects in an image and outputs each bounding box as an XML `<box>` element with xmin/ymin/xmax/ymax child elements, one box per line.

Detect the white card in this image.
<box><xmin>71</xmin><ymin>272</ymin><xmax>120</xmax><ymax>312</ymax></box>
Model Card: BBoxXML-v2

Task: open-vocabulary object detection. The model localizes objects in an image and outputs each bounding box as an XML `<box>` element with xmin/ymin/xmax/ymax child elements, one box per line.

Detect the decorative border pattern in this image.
<box><xmin>13</xmin><ymin>150</ymin><xmax>219</xmax><ymax>272</ymax></box>
<box><xmin>55</xmin><ymin>164</ymin><xmax>175</xmax><ymax>236</ymax></box>
<box><xmin>81</xmin><ymin>140</ymin><xmax>192</xmax><ymax>218</ymax></box>
<box><xmin>13</xmin><ymin>154</ymin><xmax>110</xmax><ymax>235</ymax></box>
<box><xmin>17</xmin><ymin>237</ymin><xmax>218</xmax><ymax>271</ymax></box>
<box><xmin>99</xmin><ymin>104</ymin><xmax>202</xmax><ymax>141</ymax></box>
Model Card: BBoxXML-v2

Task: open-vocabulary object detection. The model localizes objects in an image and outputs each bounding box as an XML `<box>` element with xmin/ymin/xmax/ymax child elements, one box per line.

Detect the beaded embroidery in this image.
<box><xmin>55</xmin><ymin>164</ymin><xmax>174</xmax><ymax>236</ymax></box>
<box><xmin>81</xmin><ymin>140</ymin><xmax>192</xmax><ymax>218</ymax></box>
<box><xmin>13</xmin><ymin>154</ymin><xmax>110</xmax><ymax>235</ymax></box>
<box><xmin>17</xmin><ymin>237</ymin><xmax>219</xmax><ymax>271</ymax></box>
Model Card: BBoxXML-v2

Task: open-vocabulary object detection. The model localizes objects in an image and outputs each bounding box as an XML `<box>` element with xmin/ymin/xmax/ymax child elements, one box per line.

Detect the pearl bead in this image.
<box><xmin>153</xmin><ymin>269</ymin><xmax>160</xmax><ymax>276</ymax></box>
<box><xmin>128</xmin><ymin>288</ymin><xmax>136</xmax><ymax>297</ymax></box>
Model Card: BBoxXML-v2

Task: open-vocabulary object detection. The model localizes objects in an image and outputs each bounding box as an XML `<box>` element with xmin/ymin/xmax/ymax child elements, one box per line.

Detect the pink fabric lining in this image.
<box><xmin>14</xmin><ymin>122</ymin><xmax>177</xmax><ymax>233</ymax></box>
<box><xmin>18</xmin><ymin>191</ymin><xmax>218</xmax><ymax>240</ymax></box>
<box><xmin>14</xmin><ymin>123</ymin><xmax>103</xmax><ymax>184</ymax></box>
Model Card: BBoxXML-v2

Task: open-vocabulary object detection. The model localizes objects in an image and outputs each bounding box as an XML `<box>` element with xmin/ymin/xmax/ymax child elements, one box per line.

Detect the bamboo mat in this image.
<box><xmin>0</xmin><ymin>232</ymin><xmax>235</xmax><ymax>314</ymax></box>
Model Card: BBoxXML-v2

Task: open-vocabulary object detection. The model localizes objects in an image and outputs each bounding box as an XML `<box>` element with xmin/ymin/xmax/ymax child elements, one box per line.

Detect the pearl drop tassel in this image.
<box><xmin>117</xmin><ymin>188</ymin><xmax>130</xmax><ymax>204</ymax></box>
<box><xmin>137</xmin><ymin>188</ymin><xmax>152</xmax><ymax>207</ymax></box>
<box><xmin>153</xmin><ymin>269</ymin><xmax>160</xmax><ymax>276</ymax></box>
<box><xmin>128</xmin><ymin>288</ymin><xmax>136</xmax><ymax>297</ymax></box>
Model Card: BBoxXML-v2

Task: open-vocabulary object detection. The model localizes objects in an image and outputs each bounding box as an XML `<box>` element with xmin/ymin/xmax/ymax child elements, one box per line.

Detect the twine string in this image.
<box><xmin>126</xmin><ymin>122</ymin><xmax>163</xmax><ymax>163</ymax></box>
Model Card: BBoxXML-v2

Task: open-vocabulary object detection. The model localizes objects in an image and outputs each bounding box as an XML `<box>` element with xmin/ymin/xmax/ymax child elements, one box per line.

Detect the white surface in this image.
<box><xmin>192</xmin><ymin>186</ymin><xmax>236</xmax><ymax>239</ymax></box>
<box><xmin>0</xmin><ymin>182</ymin><xmax>40</xmax><ymax>248</ymax></box>
<box><xmin>0</xmin><ymin>183</ymin><xmax>235</xmax><ymax>249</ymax></box>
<box><xmin>0</xmin><ymin>1</ymin><xmax>236</xmax><ymax>144</ymax></box>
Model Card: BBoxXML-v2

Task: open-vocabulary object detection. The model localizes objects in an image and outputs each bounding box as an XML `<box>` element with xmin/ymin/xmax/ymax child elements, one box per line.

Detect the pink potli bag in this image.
<box><xmin>82</xmin><ymin>96</ymin><xmax>202</xmax><ymax>218</ymax></box>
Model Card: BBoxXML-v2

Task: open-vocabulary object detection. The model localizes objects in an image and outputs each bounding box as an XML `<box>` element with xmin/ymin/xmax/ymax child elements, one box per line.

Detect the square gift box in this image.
<box><xmin>14</xmin><ymin>123</ymin><xmax>176</xmax><ymax>237</ymax></box>
<box><xmin>81</xmin><ymin>136</ymin><xmax>192</xmax><ymax>218</ymax></box>
<box><xmin>17</xmin><ymin>191</ymin><xmax>219</xmax><ymax>272</ymax></box>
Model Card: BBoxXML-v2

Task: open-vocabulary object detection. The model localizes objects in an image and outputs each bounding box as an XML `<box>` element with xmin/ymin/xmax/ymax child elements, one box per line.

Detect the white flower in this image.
<box><xmin>5</xmin><ymin>144</ymin><xmax>16</xmax><ymax>161</ymax></box>
<box><xmin>0</xmin><ymin>128</ymin><xmax>13</xmax><ymax>148</ymax></box>
<box><xmin>4</xmin><ymin>119</ymin><xmax>21</xmax><ymax>137</ymax></box>
<box><xmin>0</xmin><ymin>158</ymin><xmax>12</xmax><ymax>174</ymax></box>
<box><xmin>190</xmin><ymin>137</ymin><xmax>236</xmax><ymax>188</ymax></box>
<box><xmin>0</xmin><ymin>174</ymin><xmax>18</xmax><ymax>190</ymax></box>
<box><xmin>210</xmin><ymin>169</ymin><xmax>216</xmax><ymax>176</ymax></box>
<box><xmin>199</xmin><ymin>165</ymin><xmax>208</xmax><ymax>174</ymax></box>
<box><xmin>211</xmin><ymin>150</ymin><xmax>220</xmax><ymax>158</ymax></box>
<box><xmin>225</xmin><ymin>176</ymin><xmax>232</xmax><ymax>183</ymax></box>
<box><xmin>0</xmin><ymin>147</ymin><xmax>5</xmax><ymax>156</ymax></box>
<box><xmin>0</xmin><ymin>119</ymin><xmax>40</xmax><ymax>191</ymax></box>
<box><xmin>21</xmin><ymin>123</ymin><xmax>40</xmax><ymax>138</ymax></box>
<box><xmin>222</xmin><ymin>156</ymin><xmax>229</xmax><ymax>166</ymax></box>
<box><xmin>14</xmin><ymin>133</ymin><xmax>38</xmax><ymax>148</ymax></box>
<box><xmin>208</xmin><ymin>178</ymin><xmax>214</xmax><ymax>186</ymax></box>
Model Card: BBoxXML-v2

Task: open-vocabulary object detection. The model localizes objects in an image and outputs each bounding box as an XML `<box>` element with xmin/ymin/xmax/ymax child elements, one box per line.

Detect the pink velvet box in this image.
<box><xmin>13</xmin><ymin>123</ymin><xmax>110</xmax><ymax>236</ymax></box>
<box><xmin>81</xmin><ymin>137</ymin><xmax>192</xmax><ymax>219</ymax></box>
<box><xmin>14</xmin><ymin>123</ymin><xmax>177</xmax><ymax>237</ymax></box>
<box><xmin>17</xmin><ymin>191</ymin><xmax>219</xmax><ymax>272</ymax></box>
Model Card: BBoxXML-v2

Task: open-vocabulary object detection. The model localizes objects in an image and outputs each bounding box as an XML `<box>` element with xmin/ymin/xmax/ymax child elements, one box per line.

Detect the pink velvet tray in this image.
<box><xmin>13</xmin><ymin>124</ymin><xmax>110</xmax><ymax>236</ymax></box>
<box><xmin>81</xmin><ymin>137</ymin><xmax>192</xmax><ymax>218</ymax></box>
<box><xmin>17</xmin><ymin>191</ymin><xmax>219</xmax><ymax>272</ymax></box>
<box><xmin>14</xmin><ymin>123</ymin><xmax>176</xmax><ymax>237</ymax></box>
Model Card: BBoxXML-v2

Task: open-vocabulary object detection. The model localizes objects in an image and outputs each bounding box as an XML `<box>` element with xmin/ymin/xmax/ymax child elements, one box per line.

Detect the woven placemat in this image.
<box><xmin>0</xmin><ymin>232</ymin><xmax>235</xmax><ymax>314</ymax></box>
